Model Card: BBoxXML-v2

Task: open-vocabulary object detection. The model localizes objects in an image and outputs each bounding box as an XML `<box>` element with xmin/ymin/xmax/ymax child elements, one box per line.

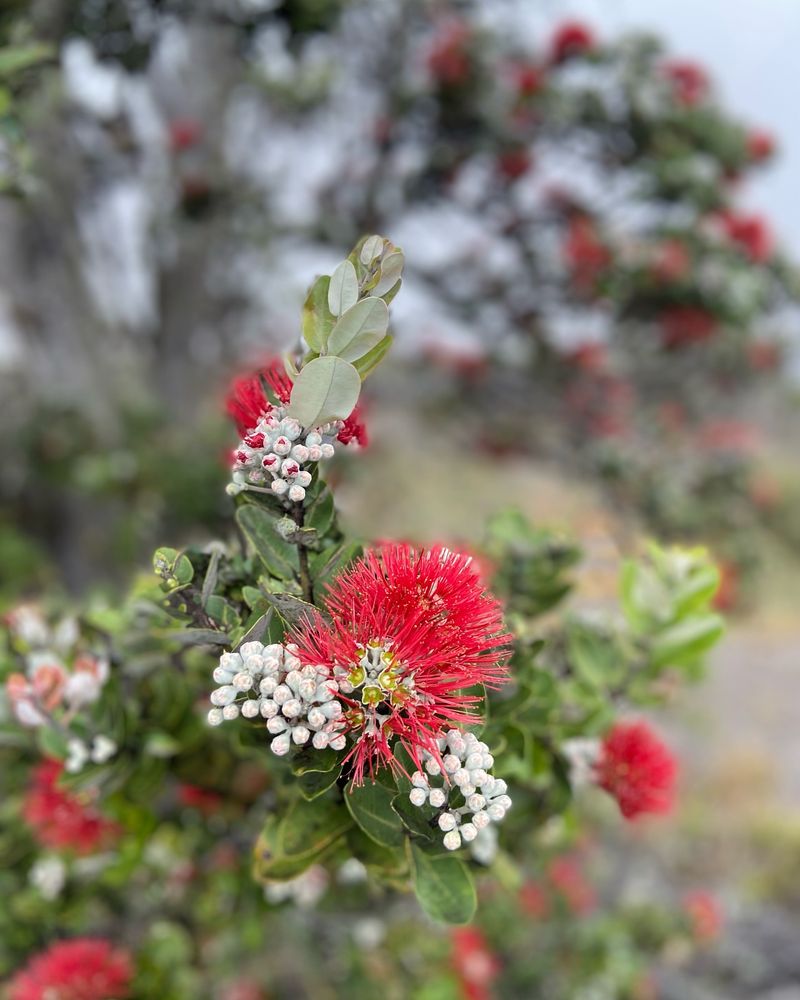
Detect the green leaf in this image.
<box><xmin>360</xmin><ymin>234</ymin><xmax>384</xmax><ymax>264</ymax></box>
<box><xmin>0</xmin><ymin>44</ymin><xmax>54</xmax><ymax>80</ymax></box>
<box><xmin>279</xmin><ymin>796</ymin><xmax>353</xmax><ymax>858</ymax></box>
<box><xmin>298</xmin><ymin>768</ymin><xmax>340</xmax><ymax>801</ymax></box>
<box><xmin>153</xmin><ymin>628</ymin><xmax>230</xmax><ymax>647</ymax></box>
<box><xmin>236</xmin><ymin>504</ymin><xmax>298</xmax><ymax>581</ymax></box>
<box><xmin>651</xmin><ymin>614</ymin><xmax>724</xmax><ymax>668</ymax></box>
<box><xmin>37</xmin><ymin>725</ymin><xmax>68</xmax><ymax>760</ymax></box>
<box><xmin>288</xmin><ymin>356</ymin><xmax>361</xmax><ymax>427</ymax></box>
<box><xmin>353</xmin><ymin>334</ymin><xmax>393</xmax><ymax>380</ymax></box>
<box><xmin>327</xmin><ymin>298</ymin><xmax>389</xmax><ymax>363</ymax></box>
<box><xmin>204</xmin><ymin>595</ymin><xmax>240</xmax><ymax>629</ymax></box>
<box><xmin>310</xmin><ymin>541</ymin><xmax>363</xmax><ymax>590</ymax></box>
<box><xmin>328</xmin><ymin>259</ymin><xmax>359</xmax><ymax>317</ymax></box>
<box><xmin>408</xmin><ymin>843</ymin><xmax>477</xmax><ymax>924</ymax></box>
<box><xmin>372</xmin><ymin>251</ymin><xmax>404</xmax><ymax>297</ymax></box>
<box><xmin>263</xmin><ymin>592</ymin><xmax>320</xmax><ymax>628</ymax></box>
<box><xmin>345</xmin><ymin>780</ymin><xmax>405</xmax><ymax>847</ymax></box>
<box><xmin>302</xmin><ymin>275</ymin><xmax>335</xmax><ymax>353</ymax></box>
<box><xmin>305</xmin><ymin>487</ymin><xmax>335</xmax><ymax>538</ymax></box>
<box><xmin>291</xmin><ymin>746</ymin><xmax>343</xmax><ymax>775</ymax></box>
<box><xmin>235</xmin><ymin>609</ymin><xmax>275</xmax><ymax>648</ymax></box>
<box><xmin>391</xmin><ymin>792</ymin><xmax>436</xmax><ymax>841</ymax></box>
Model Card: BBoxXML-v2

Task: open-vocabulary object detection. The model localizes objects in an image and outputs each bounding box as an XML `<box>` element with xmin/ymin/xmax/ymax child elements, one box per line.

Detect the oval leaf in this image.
<box><xmin>360</xmin><ymin>234</ymin><xmax>384</xmax><ymax>265</ymax></box>
<box><xmin>372</xmin><ymin>252</ymin><xmax>405</xmax><ymax>297</ymax></box>
<box><xmin>346</xmin><ymin>781</ymin><xmax>405</xmax><ymax>847</ymax></box>
<box><xmin>288</xmin><ymin>356</ymin><xmax>361</xmax><ymax>428</ymax></box>
<box><xmin>408</xmin><ymin>842</ymin><xmax>477</xmax><ymax>924</ymax></box>
<box><xmin>327</xmin><ymin>298</ymin><xmax>389</xmax><ymax>363</ymax></box>
<box><xmin>302</xmin><ymin>275</ymin><xmax>334</xmax><ymax>353</ymax></box>
<box><xmin>328</xmin><ymin>260</ymin><xmax>359</xmax><ymax>317</ymax></box>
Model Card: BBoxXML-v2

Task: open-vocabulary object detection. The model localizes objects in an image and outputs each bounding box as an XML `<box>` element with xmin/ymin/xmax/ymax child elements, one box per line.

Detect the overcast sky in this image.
<box><xmin>533</xmin><ymin>0</ymin><xmax>800</xmax><ymax>252</ymax></box>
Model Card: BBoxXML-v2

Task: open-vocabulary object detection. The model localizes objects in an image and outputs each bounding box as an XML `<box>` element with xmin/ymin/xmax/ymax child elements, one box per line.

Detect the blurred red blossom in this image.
<box><xmin>747</xmin><ymin>128</ymin><xmax>776</xmax><ymax>164</ymax></box>
<box><xmin>451</xmin><ymin>926</ymin><xmax>500</xmax><ymax>1000</ymax></box>
<box><xmin>659</xmin><ymin>305</ymin><xmax>717</xmax><ymax>349</ymax></box>
<box><xmin>497</xmin><ymin>147</ymin><xmax>533</xmax><ymax>181</ymax></box>
<box><xmin>23</xmin><ymin>760</ymin><xmax>120</xmax><ymax>855</ymax></box>
<box><xmin>563</xmin><ymin>216</ymin><xmax>612</xmax><ymax>295</ymax></box>
<box><xmin>178</xmin><ymin>783</ymin><xmax>223</xmax><ymax>815</ymax></box>
<box><xmin>663</xmin><ymin>60</ymin><xmax>709</xmax><ymax>106</ymax></box>
<box><xmin>549</xmin><ymin>21</ymin><xmax>596</xmax><ymax>65</ymax></box>
<box><xmin>719</xmin><ymin>211</ymin><xmax>774</xmax><ymax>262</ymax></box>
<box><xmin>168</xmin><ymin>118</ymin><xmax>203</xmax><ymax>153</ymax></box>
<box><xmin>8</xmin><ymin>938</ymin><xmax>132</xmax><ymax>1000</ymax></box>
<box><xmin>596</xmin><ymin>721</ymin><xmax>677</xmax><ymax>820</ymax></box>
<box><xmin>547</xmin><ymin>855</ymin><xmax>597</xmax><ymax>915</ymax></box>
<box><xmin>427</xmin><ymin>18</ymin><xmax>472</xmax><ymax>86</ymax></box>
<box><xmin>684</xmin><ymin>890</ymin><xmax>724</xmax><ymax>944</ymax></box>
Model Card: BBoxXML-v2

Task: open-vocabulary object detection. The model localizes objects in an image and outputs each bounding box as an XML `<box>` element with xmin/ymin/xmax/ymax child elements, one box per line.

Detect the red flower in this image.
<box><xmin>699</xmin><ymin>419</ymin><xmax>760</xmax><ymax>453</ymax></box>
<box><xmin>519</xmin><ymin>880</ymin><xmax>550</xmax><ymax>920</ymax></box>
<box><xmin>8</xmin><ymin>938</ymin><xmax>133</xmax><ymax>1000</ymax></box>
<box><xmin>712</xmin><ymin>561</ymin><xmax>739</xmax><ymax>613</ymax></box>
<box><xmin>684</xmin><ymin>890</ymin><xmax>723</xmax><ymax>943</ymax></box>
<box><xmin>547</xmin><ymin>855</ymin><xmax>597</xmax><ymax>915</ymax></box>
<box><xmin>451</xmin><ymin>926</ymin><xmax>500</xmax><ymax>1000</ymax></box>
<box><xmin>337</xmin><ymin>404</ymin><xmax>369</xmax><ymax>447</ymax></box>
<box><xmin>747</xmin><ymin>129</ymin><xmax>775</xmax><ymax>164</ymax></box>
<box><xmin>651</xmin><ymin>239</ymin><xmax>691</xmax><ymax>284</ymax></box>
<box><xmin>23</xmin><ymin>761</ymin><xmax>120</xmax><ymax>855</ymax></box>
<box><xmin>168</xmin><ymin>118</ymin><xmax>203</xmax><ymax>153</ymax></box>
<box><xmin>663</xmin><ymin>60</ymin><xmax>709</xmax><ymax>106</ymax></box>
<box><xmin>225</xmin><ymin>359</ymin><xmax>294</xmax><ymax>436</ymax></box>
<box><xmin>720</xmin><ymin>211</ymin><xmax>774</xmax><ymax>262</ymax></box>
<box><xmin>563</xmin><ymin>217</ymin><xmax>612</xmax><ymax>294</ymax></box>
<box><xmin>177</xmin><ymin>783</ymin><xmax>223</xmax><ymax>815</ymax></box>
<box><xmin>549</xmin><ymin>21</ymin><xmax>595</xmax><ymax>65</ymax></box>
<box><xmin>427</xmin><ymin>18</ymin><xmax>472</xmax><ymax>86</ymax></box>
<box><xmin>510</xmin><ymin>62</ymin><xmax>544</xmax><ymax>97</ymax></box>
<box><xmin>497</xmin><ymin>147</ymin><xmax>533</xmax><ymax>181</ymax></box>
<box><xmin>291</xmin><ymin>544</ymin><xmax>511</xmax><ymax>782</ymax></box>
<box><xmin>596</xmin><ymin>721</ymin><xmax>677</xmax><ymax>820</ymax></box>
<box><xmin>748</xmin><ymin>340</ymin><xmax>781</xmax><ymax>371</ymax></box>
<box><xmin>566</xmin><ymin>341</ymin><xmax>607</xmax><ymax>374</ymax></box>
<box><xmin>659</xmin><ymin>305</ymin><xmax>717</xmax><ymax>349</ymax></box>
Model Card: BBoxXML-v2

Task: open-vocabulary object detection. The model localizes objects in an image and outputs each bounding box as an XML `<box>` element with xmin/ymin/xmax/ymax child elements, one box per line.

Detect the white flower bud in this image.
<box><xmin>273</xmin><ymin>684</ymin><xmax>292</xmax><ymax>705</ymax></box>
<box><xmin>465</xmin><ymin>752</ymin><xmax>484</xmax><ymax>771</ymax></box>
<box><xmin>295</xmin><ymin>471</ymin><xmax>312</xmax><ymax>488</ymax></box>
<box><xmin>470</xmin><ymin>769</ymin><xmax>489</xmax><ymax>787</ymax></box>
<box><xmin>443</xmin><ymin>754</ymin><xmax>461</xmax><ymax>774</ymax></box>
<box><xmin>210</xmin><ymin>685</ymin><xmax>236</xmax><ymax>707</ymax></box>
<box><xmin>273</xmin><ymin>436</ymin><xmax>291</xmax><ymax>456</ymax></box>
<box><xmin>260</xmin><ymin>677</ymin><xmax>278</xmax><ymax>696</ymax></box>
<box><xmin>487</xmin><ymin>803</ymin><xmax>506</xmax><ymax>821</ymax></box>
<box><xmin>291</xmin><ymin>445</ymin><xmax>310</xmax><ymax>463</ymax></box>
<box><xmin>492</xmin><ymin>779</ymin><xmax>508</xmax><ymax>795</ymax></box>
<box><xmin>495</xmin><ymin>795</ymin><xmax>512</xmax><ymax>811</ymax></box>
<box><xmin>260</xmin><ymin>700</ymin><xmax>278</xmax><ymax>718</ymax></box>
<box><xmin>292</xmin><ymin>726</ymin><xmax>311</xmax><ymax>745</ymax></box>
<box><xmin>267</xmin><ymin>715</ymin><xmax>289</xmax><ymax>734</ymax></box>
<box><xmin>438</xmin><ymin>812</ymin><xmax>457</xmax><ymax>832</ymax></box>
<box><xmin>270</xmin><ymin>733</ymin><xmax>291</xmax><ymax>756</ymax></box>
<box><xmin>312</xmin><ymin>731</ymin><xmax>330</xmax><ymax>749</ymax></box>
<box><xmin>222</xmin><ymin>704</ymin><xmax>240</xmax><ymax>721</ymax></box>
<box><xmin>307</xmin><ymin>707</ymin><xmax>326</xmax><ymax>729</ymax></box>
<box><xmin>429</xmin><ymin>788</ymin><xmax>447</xmax><ymax>808</ymax></box>
<box><xmin>459</xmin><ymin>823</ymin><xmax>478</xmax><ymax>842</ymax></box>
<box><xmin>239</xmin><ymin>642</ymin><xmax>263</xmax><ymax>659</ymax></box>
<box><xmin>466</xmin><ymin>793</ymin><xmax>486</xmax><ymax>812</ymax></box>
<box><xmin>460</xmin><ymin>784</ymin><xmax>476</xmax><ymax>797</ymax></box>
<box><xmin>220</xmin><ymin>651</ymin><xmax>244</xmax><ymax>671</ymax></box>
<box><xmin>308</xmin><ymin>445</ymin><xmax>322</xmax><ymax>461</ymax></box>
<box><xmin>271</xmin><ymin>479</ymin><xmax>288</xmax><ymax>495</ymax></box>
<box><xmin>305</xmin><ymin>432</ymin><xmax>322</xmax><ymax>447</ymax></box>
<box><xmin>411</xmin><ymin>771</ymin><xmax>429</xmax><ymax>788</ymax></box>
<box><xmin>443</xmin><ymin>830</ymin><xmax>462</xmax><ymax>851</ymax></box>
<box><xmin>409</xmin><ymin>787</ymin><xmax>427</xmax><ymax>807</ymax></box>
<box><xmin>282</xmin><ymin>698</ymin><xmax>303</xmax><ymax>719</ymax></box>
<box><xmin>232</xmin><ymin>672</ymin><xmax>253</xmax><ymax>691</ymax></box>
<box><xmin>329</xmin><ymin>734</ymin><xmax>347</xmax><ymax>751</ymax></box>
<box><xmin>207</xmin><ymin>708</ymin><xmax>224</xmax><ymax>726</ymax></box>
<box><xmin>453</xmin><ymin>768</ymin><xmax>471</xmax><ymax>787</ymax></box>
<box><xmin>283</xmin><ymin>419</ymin><xmax>302</xmax><ymax>441</ymax></box>
<box><xmin>241</xmin><ymin>700</ymin><xmax>261</xmax><ymax>718</ymax></box>
<box><xmin>288</xmin><ymin>485</ymin><xmax>306</xmax><ymax>502</ymax></box>
<box><xmin>425</xmin><ymin>758</ymin><xmax>442</xmax><ymax>776</ymax></box>
<box><xmin>213</xmin><ymin>666</ymin><xmax>235</xmax><ymax>685</ymax></box>
<box><xmin>472</xmin><ymin>811</ymin><xmax>490</xmax><ymax>830</ymax></box>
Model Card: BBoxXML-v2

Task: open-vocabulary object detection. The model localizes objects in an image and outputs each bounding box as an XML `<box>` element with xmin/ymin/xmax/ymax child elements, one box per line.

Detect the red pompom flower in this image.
<box><xmin>226</xmin><ymin>359</ymin><xmax>293</xmax><ymax>437</ymax></box>
<box><xmin>663</xmin><ymin>60</ymin><xmax>709</xmax><ymax>107</ymax></box>
<box><xmin>595</xmin><ymin>721</ymin><xmax>677</xmax><ymax>820</ymax></box>
<box><xmin>23</xmin><ymin>760</ymin><xmax>120</xmax><ymax>855</ymax></box>
<box><xmin>9</xmin><ymin>938</ymin><xmax>133</xmax><ymax>1000</ymax></box>
<box><xmin>549</xmin><ymin>21</ymin><xmax>595</xmax><ymax>65</ymax></box>
<box><xmin>292</xmin><ymin>544</ymin><xmax>512</xmax><ymax>783</ymax></box>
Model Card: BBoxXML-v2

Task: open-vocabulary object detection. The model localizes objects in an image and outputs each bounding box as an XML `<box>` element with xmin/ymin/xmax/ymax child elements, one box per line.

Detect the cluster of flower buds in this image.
<box><xmin>408</xmin><ymin>729</ymin><xmax>511</xmax><ymax>851</ymax></box>
<box><xmin>207</xmin><ymin>641</ymin><xmax>347</xmax><ymax>756</ymax></box>
<box><xmin>229</xmin><ymin>411</ymin><xmax>340</xmax><ymax>502</ymax></box>
<box><xmin>5</xmin><ymin>651</ymin><xmax>109</xmax><ymax>727</ymax></box>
